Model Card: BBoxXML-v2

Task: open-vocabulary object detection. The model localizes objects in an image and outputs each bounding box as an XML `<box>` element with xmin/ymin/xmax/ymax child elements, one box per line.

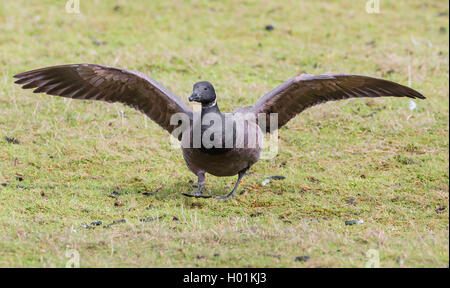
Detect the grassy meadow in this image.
<box><xmin>0</xmin><ymin>0</ymin><xmax>448</xmax><ymax>267</ymax></box>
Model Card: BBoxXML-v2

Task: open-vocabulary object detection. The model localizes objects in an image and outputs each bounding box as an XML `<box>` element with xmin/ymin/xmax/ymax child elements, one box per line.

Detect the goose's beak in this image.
<box><xmin>189</xmin><ymin>93</ymin><xmax>200</xmax><ymax>102</ymax></box>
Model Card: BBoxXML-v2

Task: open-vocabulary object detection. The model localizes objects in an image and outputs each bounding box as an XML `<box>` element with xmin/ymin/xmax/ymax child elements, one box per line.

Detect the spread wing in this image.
<box><xmin>249</xmin><ymin>74</ymin><xmax>425</xmax><ymax>132</ymax></box>
<box><xmin>13</xmin><ymin>64</ymin><xmax>192</xmax><ymax>135</ymax></box>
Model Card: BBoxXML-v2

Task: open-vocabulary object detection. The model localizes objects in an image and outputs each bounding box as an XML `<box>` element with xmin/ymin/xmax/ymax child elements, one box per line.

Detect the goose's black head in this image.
<box><xmin>189</xmin><ymin>81</ymin><xmax>216</xmax><ymax>105</ymax></box>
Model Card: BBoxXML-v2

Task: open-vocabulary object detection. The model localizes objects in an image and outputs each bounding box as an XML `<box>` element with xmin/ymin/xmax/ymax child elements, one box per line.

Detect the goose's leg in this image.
<box><xmin>182</xmin><ymin>172</ymin><xmax>211</xmax><ymax>198</ymax></box>
<box><xmin>216</xmin><ymin>169</ymin><xmax>247</xmax><ymax>201</ymax></box>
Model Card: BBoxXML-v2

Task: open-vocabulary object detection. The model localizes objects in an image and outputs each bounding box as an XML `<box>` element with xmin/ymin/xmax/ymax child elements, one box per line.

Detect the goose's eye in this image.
<box><xmin>204</xmin><ymin>88</ymin><xmax>208</xmax><ymax>91</ymax></box>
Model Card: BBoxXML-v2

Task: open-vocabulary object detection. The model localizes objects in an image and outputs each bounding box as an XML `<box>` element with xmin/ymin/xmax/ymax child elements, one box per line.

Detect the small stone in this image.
<box><xmin>108</xmin><ymin>191</ymin><xmax>121</xmax><ymax>198</ymax></box>
<box><xmin>250</xmin><ymin>211</ymin><xmax>263</xmax><ymax>217</ymax></box>
<box><xmin>142</xmin><ymin>185</ymin><xmax>162</xmax><ymax>196</ymax></box>
<box><xmin>366</xmin><ymin>40</ymin><xmax>376</xmax><ymax>47</ymax></box>
<box><xmin>80</xmin><ymin>223</ymin><xmax>94</xmax><ymax>229</ymax></box>
<box><xmin>92</xmin><ymin>40</ymin><xmax>107</xmax><ymax>46</ymax></box>
<box><xmin>435</xmin><ymin>206</ymin><xmax>446</xmax><ymax>214</ymax></box>
<box><xmin>308</xmin><ymin>176</ymin><xmax>321</xmax><ymax>183</ymax></box>
<box><xmin>140</xmin><ymin>216</ymin><xmax>164</xmax><ymax>222</ymax></box>
<box><xmin>295</xmin><ymin>256</ymin><xmax>310</xmax><ymax>262</ymax></box>
<box><xmin>103</xmin><ymin>219</ymin><xmax>125</xmax><ymax>228</ymax></box>
<box><xmin>345</xmin><ymin>219</ymin><xmax>364</xmax><ymax>225</ymax></box>
<box><xmin>347</xmin><ymin>198</ymin><xmax>357</xmax><ymax>205</ymax></box>
<box><xmin>90</xmin><ymin>221</ymin><xmax>102</xmax><ymax>226</ymax></box>
<box><xmin>265</xmin><ymin>24</ymin><xmax>275</xmax><ymax>31</ymax></box>
<box><xmin>5</xmin><ymin>136</ymin><xmax>19</xmax><ymax>144</ymax></box>
<box><xmin>261</xmin><ymin>175</ymin><xmax>285</xmax><ymax>186</ymax></box>
<box><xmin>386</xmin><ymin>69</ymin><xmax>396</xmax><ymax>75</ymax></box>
<box><xmin>409</xmin><ymin>100</ymin><xmax>417</xmax><ymax>111</ymax></box>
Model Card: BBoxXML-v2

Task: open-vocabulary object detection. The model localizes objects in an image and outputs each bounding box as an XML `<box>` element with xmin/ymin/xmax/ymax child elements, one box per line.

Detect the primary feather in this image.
<box><xmin>248</xmin><ymin>73</ymin><xmax>425</xmax><ymax>132</ymax></box>
<box><xmin>14</xmin><ymin>64</ymin><xmax>192</xmax><ymax>134</ymax></box>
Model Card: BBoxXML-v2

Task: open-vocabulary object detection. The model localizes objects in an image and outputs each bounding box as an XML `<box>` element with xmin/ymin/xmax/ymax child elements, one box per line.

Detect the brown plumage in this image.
<box><xmin>248</xmin><ymin>74</ymin><xmax>425</xmax><ymax>132</ymax></box>
<box><xmin>13</xmin><ymin>64</ymin><xmax>425</xmax><ymax>200</ymax></box>
<box><xmin>13</xmin><ymin>64</ymin><xmax>192</xmax><ymax>134</ymax></box>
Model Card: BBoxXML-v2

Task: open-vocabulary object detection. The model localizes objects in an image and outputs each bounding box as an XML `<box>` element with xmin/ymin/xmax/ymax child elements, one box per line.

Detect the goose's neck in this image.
<box><xmin>201</xmin><ymin>100</ymin><xmax>220</xmax><ymax>115</ymax></box>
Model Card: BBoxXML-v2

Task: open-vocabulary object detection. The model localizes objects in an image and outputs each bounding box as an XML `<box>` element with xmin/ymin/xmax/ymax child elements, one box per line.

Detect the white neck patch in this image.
<box><xmin>203</xmin><ymin>99</ymin><xmax>216</xmax><ymax>108</ymax></box>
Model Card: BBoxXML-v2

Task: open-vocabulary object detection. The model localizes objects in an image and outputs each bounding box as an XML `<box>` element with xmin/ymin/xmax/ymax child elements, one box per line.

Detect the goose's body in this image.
<box><xmin>181</xmin><ymin>110</ymin><xmax>263</xmax><ymax>177</ymax></box>
<box><xmin>182</xmin><ymin>139</ymin><xmax>261</xmax><ymax>177</ymax></box>
<box><xmin>13</xmin><ymin>64</ymin><xmax>425</xmax><ymax>200</ymax></box>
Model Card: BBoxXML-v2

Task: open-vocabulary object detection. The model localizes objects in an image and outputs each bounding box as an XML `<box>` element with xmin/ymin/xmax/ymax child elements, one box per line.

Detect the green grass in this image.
<box><xmin>0</xmin><ymin>0</ymin><xmax>448</xmax><ymax>267</ymax></box>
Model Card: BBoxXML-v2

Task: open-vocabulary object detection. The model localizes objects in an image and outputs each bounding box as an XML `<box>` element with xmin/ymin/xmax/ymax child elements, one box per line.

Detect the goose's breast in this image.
<box><xmin>181</xmin><ymin>120</ymin><xmax>263</xmax><ymax>176</ymax></box>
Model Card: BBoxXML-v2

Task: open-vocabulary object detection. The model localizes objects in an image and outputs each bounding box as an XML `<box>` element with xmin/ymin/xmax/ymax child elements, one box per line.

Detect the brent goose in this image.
<box><xmin>13</xmin><ymin>64</ymin><xmax>425</xmax><ymax>200</ymax></box>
